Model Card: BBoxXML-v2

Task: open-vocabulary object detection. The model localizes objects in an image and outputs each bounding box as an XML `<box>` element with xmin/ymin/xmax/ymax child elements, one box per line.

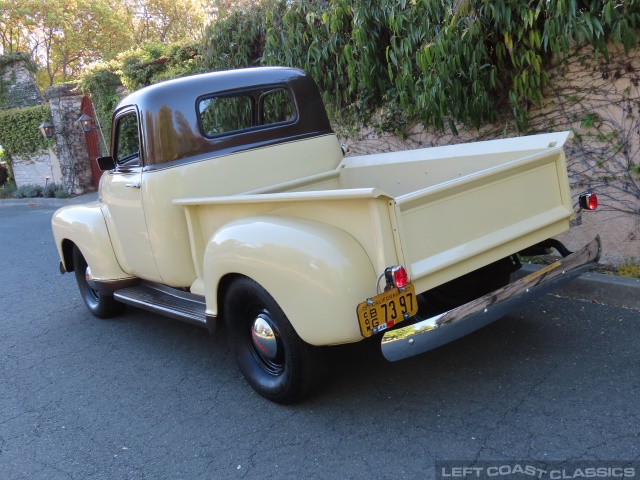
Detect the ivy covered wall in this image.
<box><xmin>80</xmin><ymin>1</ymin><xmax>640</xmax><ymax>135</ymax></box>
<box><xmin>197</xmin><ymin>0</ymin><xmax>640</xmax><ymax>133</ymax></box>
<box><xmin>0</xmin><ymin>55</ymin><xmax>55</xmax><ymax>188</ymax></box>
<box><xmin>0</xmin><ymin>104</ymin><xmax>52</xmax><ymax>157</ymax></box>
<box><xmin>0</xmin><ymin>53</ymin><xmax>43</xmax><ymax>111</ymax></box>
<box><xmin>0</xmin><ymin>55</ymin><xmax>93</xmax><ymax>193</ymax></box>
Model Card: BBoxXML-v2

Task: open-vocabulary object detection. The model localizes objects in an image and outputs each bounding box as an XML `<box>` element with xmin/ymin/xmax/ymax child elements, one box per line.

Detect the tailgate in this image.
<box><xmin>393</xmin><ymin>147</ymin><xmax>573</xmax><ymax>294</ymax></box>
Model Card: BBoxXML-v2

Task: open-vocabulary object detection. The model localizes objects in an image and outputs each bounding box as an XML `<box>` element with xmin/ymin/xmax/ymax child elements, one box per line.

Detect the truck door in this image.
<box><xmin>100</xmin><ymin>108</ymin><xmax>161</xmax><ymax>282</ymax></box>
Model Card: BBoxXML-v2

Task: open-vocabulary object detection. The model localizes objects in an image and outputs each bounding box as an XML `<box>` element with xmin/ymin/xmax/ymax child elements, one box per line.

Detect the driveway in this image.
<box><xmin>1</xmin><ymin>202</ymin><xmax>639</xmax><ymax>479</ymax></box>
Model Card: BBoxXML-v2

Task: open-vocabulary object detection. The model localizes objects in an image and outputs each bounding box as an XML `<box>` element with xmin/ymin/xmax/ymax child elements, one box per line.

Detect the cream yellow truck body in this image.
<box><xmin>52</xmin><ymin>68</ymin><xmax>599</xmax><ymax>403</ymax></box>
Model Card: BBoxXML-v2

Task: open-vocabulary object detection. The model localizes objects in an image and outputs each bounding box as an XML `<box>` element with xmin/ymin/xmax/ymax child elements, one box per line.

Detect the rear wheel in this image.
<box><xmin>72</xmin><ymin>245</ymin><xmax>123</xmax><ymax>318</ymax></box>
<box><xmin>223</xmin><ymin>277</ymin><xmax>327</xmax><ymax>404</ymax></box>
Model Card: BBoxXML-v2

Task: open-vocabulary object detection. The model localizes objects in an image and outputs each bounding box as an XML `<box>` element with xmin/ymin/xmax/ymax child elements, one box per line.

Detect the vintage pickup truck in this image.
<box><xmin>52</xmin><ymin>67</ymin><xmax>600</xmax><ymax>403</ymax></box>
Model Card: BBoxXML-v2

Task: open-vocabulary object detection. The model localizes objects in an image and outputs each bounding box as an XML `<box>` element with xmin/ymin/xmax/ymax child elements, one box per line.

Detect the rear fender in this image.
<box><xmin>52</xmin><ymin>202</ymin><xmax>131</xmax><ymax>282</ymax></box>
<box><xmin>203</xmin><ymin>216</ymin><xmax>376</xmax><ymax>345</ymax></box>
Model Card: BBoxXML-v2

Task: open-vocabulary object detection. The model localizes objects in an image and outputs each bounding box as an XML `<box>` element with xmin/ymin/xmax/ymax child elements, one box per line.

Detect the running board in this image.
<box><xmin>114</xmin><ymin>282</ymin><xmax>208</xmax><ymax>327</ymax></box>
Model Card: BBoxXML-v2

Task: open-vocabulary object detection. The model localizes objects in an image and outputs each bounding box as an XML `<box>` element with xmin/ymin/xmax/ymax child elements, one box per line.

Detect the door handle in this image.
<box><xmin>125</xmin><ymin>182</ymin><xmax>141</xmax><ymax>189</ymax></box>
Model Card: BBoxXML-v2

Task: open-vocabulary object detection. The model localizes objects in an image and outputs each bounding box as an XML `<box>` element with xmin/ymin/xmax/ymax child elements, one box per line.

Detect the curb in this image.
<box><xmin>520</xmin><ymin>263</ymin><xmax>640</xmax><ymax>311</ymax></box>
<box><xmin>0</xmin><ymin>192</ymin><xmax>99</xmax><ymax>208</ymax></box>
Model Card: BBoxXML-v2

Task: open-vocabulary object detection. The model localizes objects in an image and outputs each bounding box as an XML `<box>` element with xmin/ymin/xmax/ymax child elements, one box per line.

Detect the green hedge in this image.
<box><xmin>0</xmin><ymin>104</ymin><xmax>52</xmax><ymax>156</ymax></box>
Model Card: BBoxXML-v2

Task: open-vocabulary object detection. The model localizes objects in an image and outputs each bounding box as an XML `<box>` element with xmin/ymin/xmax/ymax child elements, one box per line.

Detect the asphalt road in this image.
<box><xmin>1</xmin><ymin>202</ymin><xmax>639</xmax><ymax>480</ymax></box>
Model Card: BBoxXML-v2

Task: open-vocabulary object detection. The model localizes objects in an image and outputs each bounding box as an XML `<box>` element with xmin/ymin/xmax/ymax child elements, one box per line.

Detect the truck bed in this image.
<box><xmin>175</xmin><ymin>131</ymin><xmax>574</xmax><ymax>296</ymax></box>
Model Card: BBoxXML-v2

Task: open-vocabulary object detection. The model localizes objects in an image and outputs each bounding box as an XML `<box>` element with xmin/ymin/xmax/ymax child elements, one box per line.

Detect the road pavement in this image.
<box><xmin>1</xmin><ymin>201</ymin><xmax>639</xmax><ymax>480</ymax></box>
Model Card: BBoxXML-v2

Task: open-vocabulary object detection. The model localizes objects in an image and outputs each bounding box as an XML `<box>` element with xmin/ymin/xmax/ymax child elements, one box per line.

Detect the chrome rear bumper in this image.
<box><xmin>381</xmin><ymin>236</ymin><xmax>601</xmax><ymax>362</ymax></box>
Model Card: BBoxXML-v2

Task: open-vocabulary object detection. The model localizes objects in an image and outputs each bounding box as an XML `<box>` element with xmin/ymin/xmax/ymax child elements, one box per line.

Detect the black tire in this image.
<box><xmin>223</xmin><ymin>277</ymin><xmax>327</xmax><ymax>404</ymax></box>
<box><xmin>72</xmin><ymin>245</ymin><xmax>123</xmax><ymax>318</ymax></box>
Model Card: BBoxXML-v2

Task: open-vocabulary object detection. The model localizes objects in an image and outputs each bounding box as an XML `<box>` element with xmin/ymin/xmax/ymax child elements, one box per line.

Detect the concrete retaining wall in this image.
<box><xmin>11</xmin><ymin>149</ymin><xmax>62</xmax><ymax>187</ymax></box>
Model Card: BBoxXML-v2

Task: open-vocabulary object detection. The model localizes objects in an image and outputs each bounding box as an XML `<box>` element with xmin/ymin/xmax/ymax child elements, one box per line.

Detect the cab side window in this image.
<box><xmin>115</xmin><ymin>113</ymin><xmax>140</xmax><ymax>167</ymax></box>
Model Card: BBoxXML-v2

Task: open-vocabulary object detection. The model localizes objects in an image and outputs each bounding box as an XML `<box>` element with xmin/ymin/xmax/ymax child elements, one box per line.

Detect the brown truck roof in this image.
<box><xmin>114</xmin><ymin>67</ymin><xmax>333</xmax><ymax>169</ymax></box>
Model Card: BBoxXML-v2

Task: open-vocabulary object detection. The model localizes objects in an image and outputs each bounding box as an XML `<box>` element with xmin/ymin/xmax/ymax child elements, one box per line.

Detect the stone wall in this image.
<box><xmin>11</xmin><ymin>149</ymin><xmax>62</xmax><ymax>187</ymax></box>
<box><xmin>0</xmin><ymin>58</ymin><xmax>65</xmax><ymax>190</ymax></box>
<box><xmin>1</xmin><ymin>58</ymin><xmax>94</xmax><ymax>194</ymax></box>
<box><xmin>44</xmin><ymin>85</ymin><xmax>94</xmax><ymax>194</ymax></box>
<box><xmin>0</xmin><ymin>61</ymin><xmax>43</xmax><ymax>109</ymax></box>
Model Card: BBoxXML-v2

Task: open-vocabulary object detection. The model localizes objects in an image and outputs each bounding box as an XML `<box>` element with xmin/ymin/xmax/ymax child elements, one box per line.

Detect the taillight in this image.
<box><xmin>384</xmin><ymin>266</ymin><xmax>409</xmax><ymax>289</ymax></box>
<box><xmin>579</xmin><ymin>193</ymin><xmax>598</xmax><ymax>211</ymax></box>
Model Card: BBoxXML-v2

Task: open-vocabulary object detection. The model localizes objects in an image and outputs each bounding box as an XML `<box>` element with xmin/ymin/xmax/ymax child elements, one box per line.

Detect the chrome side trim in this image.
<box><xmin>381</xmin><ymin>236</ymin><xmax>601</xmax><ymax>362</ymax></box>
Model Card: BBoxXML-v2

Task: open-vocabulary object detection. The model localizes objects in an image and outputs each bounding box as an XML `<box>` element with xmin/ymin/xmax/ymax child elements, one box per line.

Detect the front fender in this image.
<box><xmin>203</xmin><ymin>216</ymin><xmax>376</xmax><ymax>346</ymax></box>
<box><xmin>52</xmin><ymin>202</ymin><xmax>131</xmax><ymax>282</ymax></box>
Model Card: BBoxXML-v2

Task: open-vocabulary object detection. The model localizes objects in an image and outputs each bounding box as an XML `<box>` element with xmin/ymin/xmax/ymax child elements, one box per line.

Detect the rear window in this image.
<box><xmin>261</xmin><ymin>88</ymin><xmax>295</xmax><ymax>124</ymax></box>
<box><xmin>198</xmin><ymin>87</ymin><xmax>296</xmax><ymax>138</ymax></box>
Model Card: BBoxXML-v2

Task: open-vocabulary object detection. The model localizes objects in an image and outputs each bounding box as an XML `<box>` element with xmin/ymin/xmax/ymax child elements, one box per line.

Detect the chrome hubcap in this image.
<box><xmin>251</xmin><ymin>313</ymin><xmax>280</xmax><ymax>362</ymax></box>
<box><xmin>249</xmin><ymin>311</ymin><xmax>284</xmax><ymax>374</ymax></box>
<box><xmin>85</xmin><ymin>266</ymin><xmax>98</xmax><ymax>291</ymax></box>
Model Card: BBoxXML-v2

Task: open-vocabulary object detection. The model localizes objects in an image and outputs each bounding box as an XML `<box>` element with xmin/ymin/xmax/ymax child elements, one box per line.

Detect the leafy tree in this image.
<box><xmin>27</xmin><ymin>0</ymin><xmax>132</xmax><ymax>85</ymax></box>
<box><xmin>4</xmin><ymin>0</ymin><xmax>133</xmax><ymax>86</ymax></box>
<box><xmin>121</xmin><ymin>0</ymin><xmax>208</xmax><ymax>44</ymax></box>
<box><xmin>0</xmin><ymin>1</ymin><xmax>32</xmax><ymax>54</ymax></box>
<box><xmin>2</xmin><ymin>0</ymin><xmax>206</xmax><ymax>86</ymax></box>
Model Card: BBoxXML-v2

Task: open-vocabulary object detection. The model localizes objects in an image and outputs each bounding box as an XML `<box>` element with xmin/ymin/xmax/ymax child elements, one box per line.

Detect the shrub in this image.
<box><xmin>7</xmin><ymin>182</ymin><xmax>68</xmax><ymax>198</ymax></box>
<box><xmin>0</xmin><ymin>181</ymin><xmax>16</xmax><ymax>198</ymax></box>
<box><xmin>13</xmin><ymin>183</ymin><xmax>43</xmax><ymax>198</ymax></box>
<box><xmin>43</xmin><ymin>182</ymin><xmax>64</xmax><ymax>198</ymax></box>
<box><xmin>618</xmin><ymin>258</ymin><xmax>640</xmax><ymax>278</ymax></box>
<box><xmin>53</xmin><ymin>189</ymin><xmax>69</xmax><ymax>199</ymax></box>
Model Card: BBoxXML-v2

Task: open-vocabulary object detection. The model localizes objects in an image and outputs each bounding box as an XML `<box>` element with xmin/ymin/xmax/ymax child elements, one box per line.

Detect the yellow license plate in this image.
<box><xmin>357</xmin><ymin>284</ymin><xmax>418</xmax><ymax>337</ymax></box>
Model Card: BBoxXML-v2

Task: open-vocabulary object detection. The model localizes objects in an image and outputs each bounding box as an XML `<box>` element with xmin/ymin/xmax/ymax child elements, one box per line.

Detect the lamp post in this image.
<box><xmin>78</xmin><ymin>114</ymin><xmax>93</xmax><ymax>133</ymax></box>
<box><xmin>38</xmin><ymin>121</ymin><xmax>55</xmax><ymax>139</ymax></box>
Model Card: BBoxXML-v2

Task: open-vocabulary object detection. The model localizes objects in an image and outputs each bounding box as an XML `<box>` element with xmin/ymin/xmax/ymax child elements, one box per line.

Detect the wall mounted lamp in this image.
<box><xmin>78</xmin><ymin>113</ymin><xmax>94</xmax><ymax>133</ymax></box>
<box><xmin>38</xmin><ymin>121</ymin><xmax>55</xmax><ymax>139</ymax></box>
